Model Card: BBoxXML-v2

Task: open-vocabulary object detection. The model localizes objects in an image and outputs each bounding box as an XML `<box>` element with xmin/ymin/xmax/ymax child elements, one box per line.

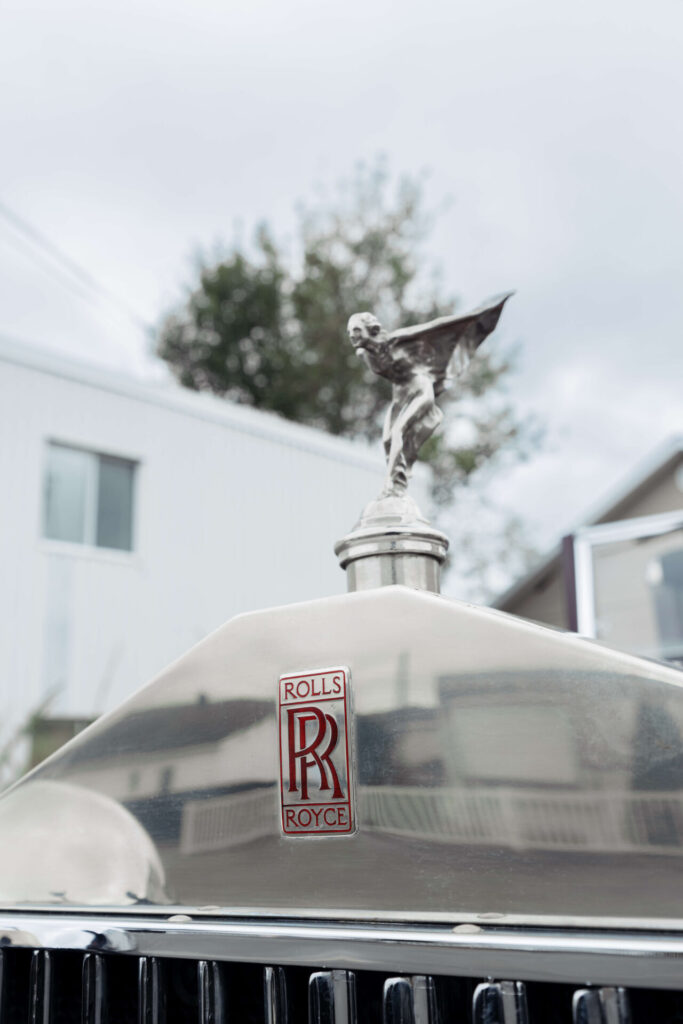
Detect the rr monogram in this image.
<box><xmin>287</xmin><ymin>707</ymin><xmax>343</xmax><ymax>801</ymax></box>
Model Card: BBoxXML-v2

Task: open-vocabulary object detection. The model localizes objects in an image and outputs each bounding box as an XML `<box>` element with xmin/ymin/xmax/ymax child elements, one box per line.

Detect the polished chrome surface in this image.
<box><xmin>335</xmin><ymin>494</ymin><xmax>448</xmax><ymax>593</ymax></box>
<box><xmin>344</xmin><ymin>548</ymin><xmax>444</xmax><ymax>594</ymax></box>
<box><xmin>5</xmin><ymin>914</ymin><xmax>683</xmax><ymax>990</ymax></box>
<box><xmin>2</xmin><ymin>586</ymin><xmax>683</xmax><ymax>923</ymax></box>
<box><xmin>346</xmin><ymin>296</ymin><xmax>512</xmax><ymax>499</ymax></box>
<box><xmin>473</xmin><ymin>981</ymin><xmax>529</xmax><ymax>1024</ymax></box>
<box><xmin>572</xmin><ymin>987</ymin><xmax>631</xmax><ymax>1024</ymax></box>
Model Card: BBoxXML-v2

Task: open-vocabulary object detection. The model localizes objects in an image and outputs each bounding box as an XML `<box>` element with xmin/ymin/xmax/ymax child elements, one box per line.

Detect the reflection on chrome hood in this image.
<box><xmin>2</xmin><ymin>586</ymin><xmax>683</xmax><ymax>925</ymax></box>
<box><xmin>0</xmin><ymin>779</ymin><xmax>167</xmax><ymax>906</ymax></box>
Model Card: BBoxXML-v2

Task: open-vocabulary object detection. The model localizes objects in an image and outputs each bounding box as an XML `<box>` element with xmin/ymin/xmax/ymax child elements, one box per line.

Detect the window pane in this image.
<box><xmin>44</xmin><ymin>444</ymin><xmax>89</xmax><ymax>543</ymax></box>
<box><xmin>592</xmin><ymin>528</ymin><xmax>683</xmax><ymax>663</ymax></box>
<box><xmin>96</xmin><ymin>454</ymin><xmax>135</xmax><ymax>551</ymax></box>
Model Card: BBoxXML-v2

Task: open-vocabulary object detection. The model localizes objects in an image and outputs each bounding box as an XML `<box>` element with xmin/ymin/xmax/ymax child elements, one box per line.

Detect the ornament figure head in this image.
<box><xmin>347</xmin><ymin>312</ymin><xmax>386</xmax><ymax>351</ymax></box>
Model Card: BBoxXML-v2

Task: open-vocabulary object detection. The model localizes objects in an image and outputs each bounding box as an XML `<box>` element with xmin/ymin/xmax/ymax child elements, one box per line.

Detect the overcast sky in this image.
<box><xmin>2</xmin><ymin>0</ymin><xmax>682</xmax><ymax>582</ymax></box>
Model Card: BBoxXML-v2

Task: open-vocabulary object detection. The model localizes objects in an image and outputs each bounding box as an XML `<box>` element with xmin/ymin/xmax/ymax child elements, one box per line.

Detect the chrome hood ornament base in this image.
<box><xmin>334</xmin><ymin>493</ymin><xmax>448</xmax><ymax>594</ymax></box>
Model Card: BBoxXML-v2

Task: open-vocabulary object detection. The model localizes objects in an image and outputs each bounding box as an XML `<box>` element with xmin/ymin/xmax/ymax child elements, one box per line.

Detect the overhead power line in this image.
<box><xmin>0</xmin><ymin>199</ymin><xmax>155</xmax><ymax>337</ymax></box>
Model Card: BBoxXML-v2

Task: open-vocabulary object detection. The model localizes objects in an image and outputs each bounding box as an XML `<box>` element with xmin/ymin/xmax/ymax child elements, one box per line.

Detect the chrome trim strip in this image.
<box><xmin>2</xmin><ymin>913</ymin><xmax>683</xmax><ymax>990</ymax></box>
<box><xmin>10</xmin><ymin>903</ymin><xmax>683</xmax><ymax>932</ymax></box>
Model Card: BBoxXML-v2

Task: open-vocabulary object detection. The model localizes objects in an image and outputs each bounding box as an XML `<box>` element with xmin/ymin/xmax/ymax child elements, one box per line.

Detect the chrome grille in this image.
<box><xmin>2</xmin><ymin>946</ymin><xmax>678</xmax><ymax>1023</ymax></box>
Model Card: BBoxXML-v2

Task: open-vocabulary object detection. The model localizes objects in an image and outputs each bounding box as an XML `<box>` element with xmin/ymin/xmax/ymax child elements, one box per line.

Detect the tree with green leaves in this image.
<box><xmin>158</xmin><ymin>165</ymin><xmax>538</xmax><ymax>593</ymax></box>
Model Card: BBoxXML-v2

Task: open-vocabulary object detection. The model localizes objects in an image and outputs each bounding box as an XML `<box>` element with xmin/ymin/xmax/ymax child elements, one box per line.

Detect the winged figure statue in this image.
<box><xmin>347</xmin><ymin>292</ymin><xmax>513</xmax><ymax>498</ymax></box>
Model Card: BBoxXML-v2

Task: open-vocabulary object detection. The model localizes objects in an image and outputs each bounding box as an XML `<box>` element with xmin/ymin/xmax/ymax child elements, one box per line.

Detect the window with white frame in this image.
<box><xmin>569</xmin><ymin>510</ymin><xmax>683</xmax><ymax>664</ymax></box>
<box><xmin>43</xmin><ymin>442</ymin><xmax>137</xmax><ymax>552</ymax></box>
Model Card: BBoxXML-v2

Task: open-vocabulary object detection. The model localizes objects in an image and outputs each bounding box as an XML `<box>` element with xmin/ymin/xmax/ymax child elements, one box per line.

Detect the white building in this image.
<box><xmin>0</xmin><ymin>336</ymin><xmax>388</xmax><ymax>767</ymax></box>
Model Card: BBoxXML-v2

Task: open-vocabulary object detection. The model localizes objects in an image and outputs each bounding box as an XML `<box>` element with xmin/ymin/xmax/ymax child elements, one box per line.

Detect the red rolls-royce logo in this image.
<box><xmin>278</xmin><ymin>666</ymin><xmax>355</xmax><ymax>836</ymax></box>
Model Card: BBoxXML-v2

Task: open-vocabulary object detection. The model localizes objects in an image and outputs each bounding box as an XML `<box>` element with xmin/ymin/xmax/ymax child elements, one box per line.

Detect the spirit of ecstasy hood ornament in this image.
<box><xmin>347</xmin><ymin>294</ymin><xmax>513</xmax><ymax>500</ymax></box>
<box><xmin>336</xmin><ymin>293</ymin><xmax>514</xmax><ymax>593</ymax></box>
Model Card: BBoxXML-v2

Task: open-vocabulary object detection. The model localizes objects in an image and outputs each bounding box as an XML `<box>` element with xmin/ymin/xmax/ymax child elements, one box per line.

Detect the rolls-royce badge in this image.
<box><xmin>278</xmin><ymin>667</ymin><xmax>355</xmax><ymax>837</ymax></box>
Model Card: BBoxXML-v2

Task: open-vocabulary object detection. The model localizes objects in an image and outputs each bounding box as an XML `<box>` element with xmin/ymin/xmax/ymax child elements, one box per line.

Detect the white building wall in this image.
<box><xmin>0</xmin><ymin>338</ymin><xmax>392</xmax><ymax>727</ymax></box>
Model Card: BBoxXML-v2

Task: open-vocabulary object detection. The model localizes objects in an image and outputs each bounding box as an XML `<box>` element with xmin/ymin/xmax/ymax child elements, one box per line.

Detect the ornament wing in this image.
<box><xmin>388</xmin><ymin>292</ymin><xmax>513</xmax><ymax>394</ymax></box>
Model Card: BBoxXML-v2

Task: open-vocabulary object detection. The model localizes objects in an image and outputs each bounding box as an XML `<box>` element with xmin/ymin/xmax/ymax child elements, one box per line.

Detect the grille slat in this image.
<box><xmin>29</xmin><ymin>951</ymin><xmax>52</xmax><ymax>1024</ymax></box>
<box><xmin>81</xmin><ymin>954</ymin><xmax>106</xmax><ymax>1024</ymax></box>
<box><xmin>383</xmin><ymin>976</ymin><xmax>437</xmax><ymax>1024</ymax></box>
<box><xmin>264</xmin><ymin>966</ymin><xmax>289</xmax><ymax>1024</ymax></box>
<box><xmin>383</xmin><ymin>978</ymin><xmax>414</xmax><ymax>1024</ymax></box>
<box><xmin>197</xmin><ymin>960</ymin><xmax>224</xmax><ymax>1024</ymax></box>
<box><xmin>138</xmin><ymin>957</ymin><xmax>164</xmax><ymax>1024</ymax></box>
<box><xmin>472</xmin><ymin>981</ymin><xmax>529</xmax><ymax>1024</ymax></box>
<box><xmin>309</xmin><ymin>970</ymin><xmax>357</xmax><ymax>1024</ymax></box>
<box><xmin>572</xmin><ymin>987</ymin><xmax>631</xmax><ymax>1024</ymax></box>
